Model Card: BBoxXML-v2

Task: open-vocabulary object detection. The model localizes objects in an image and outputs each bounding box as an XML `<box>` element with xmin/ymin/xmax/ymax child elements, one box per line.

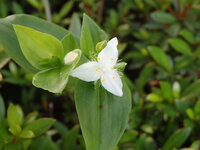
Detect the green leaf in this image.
<box><xmin>13</xmin><ymin>25</ymin><xmax>65</xmax><ymax>70</ymax></box>
<box><xmin>29</xmin><ymin>136</ymin><xmax>59</xmax><ymax>150</ymax></box>
<box><xmin>62</xmin><ymin>33</ymin><xmax>79</xmax><ymax>53</ymax></box>
<box><xmin>0</xmin><ymin>95</ymin><xmax>5</xmax><ymax>121</ymax></box>
<box><xmin>173</xmin><ymin>81</ymin><xmax>181</xmax><ymax>98</ymax></box>
<box><xmin>160</xmin><ymin>81</ymin><xmax>173</xmax><ymax>102</ymax></box>
<box><xmin>119</xmin><ymin>130</ymin><xmax>138</xmax><ymax>144</ymax></box>
<box><xmin>54</xmin><ymin>121</ymin><xmax>68</xmax><ymax>137</ymax></box>
<box><xmin>81</xmin><ymin>14</ymin><xmax>108</xmax><ymax>58</ymax></box>
<box><xmin>0</xmin><ymin>14</ymin><xmax>69</xmax><ymax>72</ymax></box>
<box><xmin>146</xmin><ymin>93</ymin><xmax>163</xmax><ymax>102</ymax></box>
<box><xmin>182</xmin><ymin>81</ymin><xmax>200</xmax><ymax>99</ymax></box>
<box><xmin>179</xmin><ymin>29</ymin><xmax>195</xmax><ymax>44</ymax></box>
<box><xmin>4</xmin><ymin>142</ymin><xmax>23</xmax><ymax>150</ymax></box>
<box><xmin>69</xmin><ymin>13</ymin><xmax>81</xmax><ymax>39</ymax></box>
<box><xmin>186</xmin><ymin>108</ymin><xmax>195</xmax><ymax>120</ymax></box>
<box><xmin>62</xmin><ymin>125</ymin><xmax>80</xmax><ymax>150</ymax></box>
<box><xmin>8</xmin><ymin>125</ymin><xmax>22</xmax><ymax>135</ymax></box>
<box><xmin>24</xmin><ymin>111</ymin><xmax>38</xmax><ymax>125</ymax></box>
<box><xmin>0</xmin><ymin>50</ymin><xmax>10</xmax><ymax>69</ymax></box>
<box><xmin>0</xmin><ymin>121</ymin><xmax>12</xmax><ymax>146</ymax></box>
<box><xmin>20</xmin><ymin>130</ymin><xmax>35</xmax><ymax>138</ymax></box>
<box><xmin>137</xmin><ymin>63</ymin><xmax>154</xmax><ymax>90</ymax></box>
<box><xmin>0</xmin><ymin>1</ymin><xmax>8</xmax><ymax>17</ymax></box>
<box><xmin>148</xmin><ymin>46</ymin><xmax>171</xmax><ymax>71</ymax></box>
<box><xmin>169</xmin><ymin>38</ymin><xmax>191</xmax><ymax>55</ymax></box>
<box><xmin>54</xmin><ymin>1</ymin><xmax>74</xmax><ymax>22</ymax></box>
<box><xmin>174</xmin><ymin>55</ymin><xmax>195</xmax><ymax>70</ymax></box>
<box><xmin>194</xmin><ymin>98</ymin><xmax>200</xmax><ymax>116</ymax></box>
<box><xmin>163</xmin><ymin>128</ymin><xmax>191</xmax><ymax>150</ymax></box>
<box><xmin>151</xmin><ymin>11</ymin><xmax>176</xmax><ymax>24</ymax></box>
<box><xmin>23</xmin><ymin>118</ymin><xmax>55</xmax><ymax>137</ymax></box>
<box><xmin>75</xmin><ymin>79</ymin><xmax>131</xmax><ymax>150</ymax></box>
<box><xmin>12</xmin><ymin>2</ymin><xmax>24</xmax><ymax>14</ymax></box>
<box><xmin>32</xmin><ymin>49</ymin><xmax>81</xmax><ymax>93</ymax></box>
<box><xmin>7</xmin><ymin>104</ymin><xmax>23</xmax><ymax>128</ymax></box>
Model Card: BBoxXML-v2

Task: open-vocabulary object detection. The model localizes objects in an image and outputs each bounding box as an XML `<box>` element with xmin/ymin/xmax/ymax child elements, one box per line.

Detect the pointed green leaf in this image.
<box><xmin>24</xmin><ymin>118</ymin><xmax>55</xmax><ymax>137</ymax></box>
<box><xmin>32</xmin><ymin>49</ymin><xmax>81</xmax><ymax>93</ymax></box>
<box><xmin>146</xmin><ymin>93</ymin><xmax>163</xmax><ymax>102</ymax></box>
<box><xmin>151</xmin><ymin>11</ymin><xmax>176</xmax><ymax>24</ymax></box>
<box><xmin>13</xmin><ymin>25</ymin><xmax>65</xmax><ymax>70</ymax></box>
<box><xmin>81</xmin><ymin>14</ymin><xmax>108</xmax><ymax>58</ymax></box>
<box><xmin>29</xmin><ymin>136</ymin><xmax>59</xmax><ymax>150</ymax></box>
<box><xmin>62</xmin><ymin>33</ymin><xmax>79</xmax><ymax>53</ymax></box>
<box><xmin>163</xmin><ymin>128</ymin><xmax>191</xmax><ymax>150</ymax></box>
<box><xmin>0</xmin><ymin>14</ymin><xmax>69</xmax><ymax>72</ymax></box>
<box><xmin>62</xmin><ymin>125</ymin><xmax>80</xmax><ymax>150</ymax></box>
<box><xmin>179</xmin><ymin>29</ymin><xmax>195</xmax><ymax>44</ymax></box>
<box><xmin>160</xmin><ymin>81</ymin><xmax>173</xmax><ymax>102</ymax></box>
<box><xmin>75</xmin><ymin>79</ymin><xmax>131</xmax><ymax>150</ymax></box>
<box><xmin>182</xmin><ymin>81</ymin><xmax>200</xmax><ymax>99</ymax></box>
<box><xmin>0</xmin><ymin>95</ymin><xmax>5</xmax><ymax>121</ymax></box>
<box><xmin>20</xmin><ymin>130</ymin><xmax>35</xmax><ymax>138</ymax></box>
<box><xmin>8</xmin><ymin>125</ymin><xmax>22</xmax><ymax>135</ymax></box>
<box><xmin>69</xmin><ymin>13</ymin><xmax>81</xmax><ymax>39</ymax></box>
<box><xmin>169</xmin><ymin>38</ymin><xmax>191</xmax><ymax>55</ymax></box>
<box><xmin>148</xmin><ymin>46</ymin><xmax>171</xmax><ymax>71</ymax></box>
<box><xmin>7</xmin><ymin>104</ymin><xmax>23</xmax><ymax>128</ymax></box>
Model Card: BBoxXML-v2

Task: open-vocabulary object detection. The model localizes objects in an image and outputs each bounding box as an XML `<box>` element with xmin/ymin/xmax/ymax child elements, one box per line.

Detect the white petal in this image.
<box><xmin>97</xmin><ymin>37</ymin><xmax>118</xmax><ymax>67</ymax></box>
<box><xmin>71</xmin><ymin>62</ymin><xmax>102</xmax><ymax>82</ymax></box>
<box><xmin>101</xmin><ymin>69</ymin><xmax>123</xmax><ymax>96</ymax></box>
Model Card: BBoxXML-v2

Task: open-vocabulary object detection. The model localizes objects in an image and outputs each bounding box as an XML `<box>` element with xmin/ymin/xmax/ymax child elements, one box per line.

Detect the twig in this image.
<box><xmin>181</xmin><ymin>3</ymin><xmax>192</xmax><ymax>19</ymax></box>
<box><xmin>44</xmin><ymin>0</ymin><xmax>52</xmax><ymax>22</ymax></box>
<box><xmin>97</xmin><ymin>0</ymin><xmax>105</xmax><ymax>24</ymax></box>
<box><xmin>160</xmin><ymin>0</ymin><xmax>178</xmax><ymax>18</ymax></box>
<box><xmin>177</xmin><ymin>0</ymin><xmax>181</xmax><ymax>19</ymax></box>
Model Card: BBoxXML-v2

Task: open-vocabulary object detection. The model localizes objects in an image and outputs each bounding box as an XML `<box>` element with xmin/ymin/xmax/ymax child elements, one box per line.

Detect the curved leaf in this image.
<box><xmin>75</xmin><ymin>79</ymin><xmax>131</xmax><ymax>150</ymax></box>
<box><xmin>0</xmin><ymin>14</ymin><xmax>69</xmax><ymax>73</ymax></box>
<box><xmin>13</xmin><ymin>25</ymin><xmax>65</xmax><ymax>70</ymax></box>
<box><xmin>163</xmin><ymin>128</ymin><xmax>191</xmax><ymax>150</ymax></box>
<box><xmin>32</xmin><ymin>49</ymin><xmax>81</xmax><ymax>93</ymax></box>
<box><xmin>81</xmin><ymin>14</ymin><xmax>108</xmax><ymax>58</ymax></box>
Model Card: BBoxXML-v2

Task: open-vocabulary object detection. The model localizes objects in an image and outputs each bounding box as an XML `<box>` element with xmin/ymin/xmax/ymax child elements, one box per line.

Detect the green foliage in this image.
<box><xmin>0</xmin><ymin>100</ymin><xmax>55</xmax><ymax>150</ymax></box>
<box><xmin>1</xmin><ymin>0</ymin><xmax>200</xmax><ymax>149</ymax></box>
<box><xmin>163</xmin><ymin>128</ymin><xmax>191</xmax><ymax>150</ymax></box>
<box><xmin>151</xmin><ymin>11</ymin><xmax>177</xmax><ymax>24</ymax></box>
<box><xmin>148</xmin><ymin>46</ymin><xmax>171</xmax><ymax>71</ymax></box>
<box><xmin>75</xmin><ymin>80</ymin><xmax>131</xmax><ymax>150</ymax></box>
<box><xmin>13</xmin><ymin>25</ymin><xmax>65</xmax><ymax>70</ymax></box>
<box><xmin>0</xmin><ymin>14</ymin><xmax>68</xmax><ymax>72</ymax></box>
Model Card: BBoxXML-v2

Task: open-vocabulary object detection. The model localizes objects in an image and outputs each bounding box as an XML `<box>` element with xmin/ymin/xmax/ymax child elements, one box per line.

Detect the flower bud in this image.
<box><xmin>64</xmin><ymin>50</ymin><xmax>79</xmax><ymax>64</ymax></box>
<box><xmin>114</xmin><ymin>62</ymin><xmax>127</xmax><ymax>71</ymax></box>
<box><xmin>96</xmin><ymin>40</ymin><xmax>107</xmax><ymax>53</ymax></box>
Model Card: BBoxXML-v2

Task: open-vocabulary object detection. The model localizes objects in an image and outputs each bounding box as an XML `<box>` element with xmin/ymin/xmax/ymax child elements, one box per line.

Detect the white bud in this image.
<box><xmin>64</xmin><ymin>51</ymin><xmax>79</xmax><ymax>64</ymax></box>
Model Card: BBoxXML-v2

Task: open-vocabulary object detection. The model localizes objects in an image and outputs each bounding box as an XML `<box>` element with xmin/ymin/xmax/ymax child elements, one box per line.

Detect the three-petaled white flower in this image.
<box><xmin>71</xmin><ymin>37</ymin><xmax>123</xmax><ymax>96</ymax></box>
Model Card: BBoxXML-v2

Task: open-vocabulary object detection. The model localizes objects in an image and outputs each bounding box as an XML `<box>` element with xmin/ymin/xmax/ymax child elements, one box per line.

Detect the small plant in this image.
<box><xmin>0</xmin><ymin>95</ymin><xmax>55</xmax><ymax>149</ymax></box>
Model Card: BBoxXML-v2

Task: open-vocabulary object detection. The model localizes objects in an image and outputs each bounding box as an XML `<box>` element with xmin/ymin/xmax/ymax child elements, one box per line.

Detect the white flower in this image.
<box><xmin>71</xmin><ymin>37</ymin><xmax>123</xmax><ymax>97</ymax></box>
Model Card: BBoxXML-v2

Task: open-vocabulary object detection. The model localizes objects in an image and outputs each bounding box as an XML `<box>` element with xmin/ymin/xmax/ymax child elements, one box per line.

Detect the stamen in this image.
<box><xmin>98</xmin><ymin>57</ymin><xmax>101</xmax><ymax>60</ymax></box>
<box><xmin>110</xmin><ymin>58</ymin><xmax>114</xmax><ymax>61</ymax></box>
<box><xmin>101</xmin><ymin>79</ymin><xmax>105</xmax><ymax>82</ymax></box>
<box><xmin>96</xmin><ymin>68</ymin><xmax>100</xmax><ymax>71</ymax></box>
<box><xmin>112</xmin><ymin>76</ymin><xmax>115</xmax><ymax>79</ymax></box>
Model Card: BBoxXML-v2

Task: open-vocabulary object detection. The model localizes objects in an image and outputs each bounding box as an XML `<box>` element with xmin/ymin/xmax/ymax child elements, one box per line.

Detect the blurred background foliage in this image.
<box><xmin>1</xmin><ymin>0</ymin><xmax>200</xmax><ymax>149</ymax></box>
